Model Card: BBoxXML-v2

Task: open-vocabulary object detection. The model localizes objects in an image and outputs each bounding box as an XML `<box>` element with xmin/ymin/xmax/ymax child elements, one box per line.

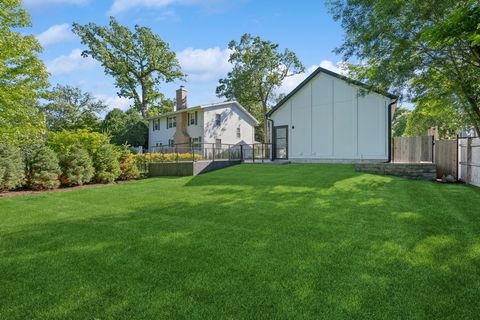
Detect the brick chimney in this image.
<box><xmin>176</xmin><ymin>86</ymin><xmax>187</xmax><ymax>111</ymax></box>
<box><xmin>173</xmin><ymin>86</ymin><xmax>190</xmax><ymax>146</ymax></box>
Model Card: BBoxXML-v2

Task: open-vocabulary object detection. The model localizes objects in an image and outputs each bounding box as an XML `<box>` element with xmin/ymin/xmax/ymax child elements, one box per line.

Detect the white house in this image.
<box><xmin>148</xmin><ymin>87</ymin><xmax>258</xmax><ymax>151</ymax></box>
<box><xmin>267</xmin><ymin>67</ymin><xmax>398</xmax><ymax>162</ymax></box>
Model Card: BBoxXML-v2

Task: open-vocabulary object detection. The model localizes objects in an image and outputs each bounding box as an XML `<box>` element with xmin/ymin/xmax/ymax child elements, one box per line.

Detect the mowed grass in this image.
<box><xmin>1</xmin><ymin>164</ymin><xmax>480</xmax><ymax>319</ymax></box>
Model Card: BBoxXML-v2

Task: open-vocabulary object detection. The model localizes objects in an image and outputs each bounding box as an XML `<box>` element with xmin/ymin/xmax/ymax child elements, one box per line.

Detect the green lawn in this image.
<box><xmin>1</xmin><ymin>164</ymin><xmax>480</xmax><ymax>319</ymax></box>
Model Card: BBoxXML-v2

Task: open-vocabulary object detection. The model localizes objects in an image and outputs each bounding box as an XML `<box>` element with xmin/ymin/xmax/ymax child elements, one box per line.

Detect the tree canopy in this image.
<box><xmin>328</xmin><ymin>0</ymin><xmax>480</xmax><ymax>135</ymax></box>
<box><xmin>216</xmin><ymin>34</ymin><xmax>304</xmax><ymax>142</ymax></box>
<box><xmin>0</xmin><ymin>0</ymin><xmax>49</xmax><ymax>147</ymax></box>
<box><xmin>72</xmin><ymin>18</ymin><xmax>184</xmax><ymax>118</ymax></box>
<box><xmin>40</xmin><ymin>84</ymin><xmax>107</xmax><ymax>132</ymax></box>
<box><xmin>102</xmin><ymin>108</ymin><xmax>148</xmax><ymax>147</ymax></box>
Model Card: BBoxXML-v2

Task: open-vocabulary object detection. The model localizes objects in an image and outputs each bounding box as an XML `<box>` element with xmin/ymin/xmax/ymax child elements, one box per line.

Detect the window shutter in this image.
<box><xmin>195</xmin><ymin>111</ymin><xmax>198</xmax><ymax>125</ymax></box>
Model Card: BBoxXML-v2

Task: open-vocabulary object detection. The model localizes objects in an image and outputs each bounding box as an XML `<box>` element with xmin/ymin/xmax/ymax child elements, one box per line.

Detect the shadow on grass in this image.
<box><xmin>1</xmin><ymin>164</ymin><xmax>480</xmax><ymax>319</ymax></box>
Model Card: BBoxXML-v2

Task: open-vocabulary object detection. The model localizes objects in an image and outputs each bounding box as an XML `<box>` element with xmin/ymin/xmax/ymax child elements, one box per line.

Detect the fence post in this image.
<box><xmin>467</xmin><ymin>138</ymin><xmax>472</xmax><ymax>184</ymax></box>
<box><xmin>240</xmin><ymin>144</ymin><xmax>244</xmax><ymax>162</ymax></box>
<box><xmin>191</xmin><ymin>144</ymin><xmax>195</xmax><ymax>162</ymax></box>
<box><xmin>432</xmin><ymin>135</ymin><xmax>435</xmax><ymax>163</ymax></box>
<box><xmin>262</xmin><ymin>144</ymin><xmax>265</xmax><ymax>163</ymax></box>
<box><xmin>175</xmin><ymin>145</ymin><xmax>179</xmax><ymax>163</ymax></box>
<box><xmin>212</xmin><ymin>143</ymin><xmax>215</xmax><ymax>162</ymax></box>
<box><xmin>456</xmin><ymin>135</ymin><xmax>459</xmax><ymax>181</ymax></box>
<box><xmin>253</xmin><ymin>144</ymin><xmax>255</xmax><ymax>163</ymax></box>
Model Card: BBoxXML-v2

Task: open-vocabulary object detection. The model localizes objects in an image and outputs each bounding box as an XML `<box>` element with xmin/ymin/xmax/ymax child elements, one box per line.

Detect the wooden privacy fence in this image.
<box><xmin>392</xmin><ymin>136</ymin><xmax>433</xmax><ymax>163</ymax></box>
<box><xmin>458</xmin><ymin>138</ymin><xmax>480</xmax><ymax>187</ymax></box>
<box><xmin>392</xmin><ymin>136</ymin><xmax>480</xmax><ymax>186</ymax></box>
<box><xmin>435</xmin><ymin>140</ymin><xmax>457</xmax><ymax>179</ymax></box>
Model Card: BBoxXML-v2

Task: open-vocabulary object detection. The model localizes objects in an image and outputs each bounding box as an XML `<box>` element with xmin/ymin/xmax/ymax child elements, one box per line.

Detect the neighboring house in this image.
<box><xmin>148</xmin><ymin>87</ymin><xmax>258</xmax><ymax>151</ymax></box>
<box><xmin>267</xmin><ymin>67</ymin><xmax>398</xmax><ymax>162</ymax></box>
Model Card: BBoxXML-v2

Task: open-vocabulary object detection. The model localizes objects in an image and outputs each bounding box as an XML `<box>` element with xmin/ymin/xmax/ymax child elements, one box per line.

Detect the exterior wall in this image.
<box><xmin>148</xmin><ymin>103</ymin><xmax>256</xmax><ymax>150</ymax></box>
<box><xmin>203</xmin><ymin>103</ymin><xmax>256</xmax><ymax>145</ymax></box>
<box><xmin>149</xmin><ymin>117</ymin><xmax>174</xmax><ymax>149</ymax></box>
<box><xmin>270</xmin><ymin>72</ymin><xmax>391</xmax><ymax>161</ymax></box>
<box><xmin>186</xmin><ymin>110</ymin><xmax>204</xmax><ymax>141</ymax></box>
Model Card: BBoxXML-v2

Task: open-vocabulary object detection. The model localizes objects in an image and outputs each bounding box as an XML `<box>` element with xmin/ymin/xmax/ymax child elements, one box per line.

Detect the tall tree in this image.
<box><xmin>40</xmin><ymin>84</ymin><xmax>107</xmax><ymax>132</ymax></box>
<box><xmin>392</xmin><ymin>107</ymin><xmax>411</xmax><ymax>137</ymax></box>
<box><xmin>328</xmin><ymin>0</ymin><xmax>480</xmax><ymax>135</ymax></box>
<box><xmin>0</xmin><ymin>0</ymin><xmax>49</xmax><ymax>147</ymax></box>
<box><xmin>102</xmin><ymin>108</ymin><xmax>148</xmax><ymax>147</ymax></box>
<box><xmin>216</xmin><ymin>34</ymin><xmax>304</xmax><ymax>142</ymax></box>
<box><xmin>146</xmin><ymin>98</ymin><xmax>175</xmax><ymax>118</ymax></box>
<box><xmin>405</xmin><ymin>99</ymin><xmax>467</xmax><ymax>139</ymax></box>
<box><xmin>72</xmin><ymin>18</ymin><xmax>184</xmax><ymax>118</ymax></box>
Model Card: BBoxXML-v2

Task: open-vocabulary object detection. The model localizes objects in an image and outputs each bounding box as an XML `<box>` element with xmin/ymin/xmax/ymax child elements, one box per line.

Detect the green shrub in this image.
<box><xmin>48</xmin><ymin>129</ymin><xmax>110</xmax><ymax>156</ymax></box>
<box><xmin>118</xmin><ymin>151</ymin><xmax>140</xmax><ymax>180</ymax></box>
<box><xmin>0</xmin><ymin>144</ymin><xmax>25</xmax><ymax>191</ymax></box>
<box><xmin>27</xmin><ymin>146</ymin><xmax>61</xmax><ymax>190</ymax></box>
<box><xmin>136</xmin><ymin>152</ymin><xmax>202</xmax><ymax>163</ymax></box>
<box><xmin>59</xmin><ymin>144</ymin><xmax>94</xmax><ymax>186</ymax></box>
<box><xmin>93</xmin><ymin>144</ymin><xmax>121</xmax><ymax>183</ymax></box>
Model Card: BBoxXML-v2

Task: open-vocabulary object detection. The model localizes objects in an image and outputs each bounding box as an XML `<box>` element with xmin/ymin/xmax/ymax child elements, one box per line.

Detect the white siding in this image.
<box><xmin>186</xmin><ymin>110</ymin><xmax>204</xmax><ymax>140</ymax></box>
<box><xmin>149</xmin><ymin>117</ymin><xmax>174</xmax><ymax>149</ymax></box>
<box><xmin>270</xmin><ymin>72</ymin><xmax>391</xmax><ymax>161</ymax></box>
<box><xmin>203</xmin><ymin>103</ymin><xmax>256</xmax><ymax>145</ymax></box>
<box><xmin>149</xmin><ymin>103</ymin><xmax>256</xmax><ymax>150</ymax></box>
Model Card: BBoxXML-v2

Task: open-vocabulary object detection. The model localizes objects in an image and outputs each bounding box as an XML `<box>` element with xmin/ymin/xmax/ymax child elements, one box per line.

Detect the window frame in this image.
<box><xmin>167</xmin><ymin>116</ymin><xmax>176</xmax><ymax>129</ymax></box>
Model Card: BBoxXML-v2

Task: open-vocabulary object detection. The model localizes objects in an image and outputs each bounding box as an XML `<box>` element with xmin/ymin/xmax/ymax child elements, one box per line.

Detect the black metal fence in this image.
<box><xmin>149</xmin><ymin>143</ymin><xmax>272</xmax><ymax>163</ymax></box>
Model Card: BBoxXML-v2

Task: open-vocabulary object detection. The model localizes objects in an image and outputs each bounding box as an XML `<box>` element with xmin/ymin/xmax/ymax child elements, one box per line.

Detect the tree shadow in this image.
<box><xmin>1</xmin><ymin>164</ymin><xmax>480</xmax><ymax>318</ymax></box>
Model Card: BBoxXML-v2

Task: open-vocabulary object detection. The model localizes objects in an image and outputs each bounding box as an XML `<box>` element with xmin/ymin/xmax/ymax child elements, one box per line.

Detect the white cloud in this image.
<box><xmin>96</xmin><ymin>95</ymin><xmax>132</xmax><ymax>111</ymax></box>
<box><xmin>108</xmin><ymin>0</ymin><xmax>230</xmax><ymax>15</ymax></box>
<box><xmin>36</xmin><ymin>24</ymin><xmax>75</xmax><ymax>47</ymax></box>
<box><xmin>46</xmin><ymin>49</ymin><xmax>98</xmax><ymax>75</ymax></box>
<box><xmin>278</xmin><ymin>60</ymin><xmax>348</xmax><ymax>95</ymax></box>
<box><xmin>177</xmin><ymin>47</ymin><xmax>232</xmax><ymax>82</ymax></box>
<box><xmin>23</xmin><ymin>0</ymin><xmax>89</xmax><ymax>7</ymax></box>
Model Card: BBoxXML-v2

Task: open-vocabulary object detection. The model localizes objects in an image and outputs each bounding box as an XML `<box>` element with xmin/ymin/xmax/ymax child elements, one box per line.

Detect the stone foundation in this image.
<box><xmin>354</xmin><ymin>163</ymin><xmax>437</xmax><ymax>180</ymax></box>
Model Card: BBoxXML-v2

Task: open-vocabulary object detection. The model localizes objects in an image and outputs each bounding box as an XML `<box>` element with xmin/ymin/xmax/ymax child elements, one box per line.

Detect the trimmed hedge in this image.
<box><xmin>59</xmin><ymin>144</ymin><xmax>94</xmax><ymax>186</ymax></box>
<box><xmin>93</xmin><ymin>144</ymin><xmax>121</xmax><ymax>183</ymax></box>
<box><xmin>27</xmin><ymin>146</ymin><xmax>61</xmax><ymax>190</ymax></box>
<box><xmin>0</xmin><ymin>144</ymin><xmax>25</xmax><ymax>191</ymax></box>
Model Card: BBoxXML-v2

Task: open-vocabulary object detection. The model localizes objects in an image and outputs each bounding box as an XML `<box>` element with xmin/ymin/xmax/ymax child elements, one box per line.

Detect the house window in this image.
<box><xmin>191</xmin><ymin>137</ymin><xmax>202</xmax><ymax>148</ymax></box>
<box><xmin>168</xmin><ymin>139</ymin><xmax>175</xmax><ymax>147</ymax></box>
<box><xmin>188</xmin><ymin>111</ymin><xmax>198</xmax><ymax>126</ymax></box>
<box><xmin>236</xmin><ymin>126</ymin><xmax>241</xmax><ymax>138</ymax></box>
<box><xmin>215</xmin><ymin>139</ymin><xmax>222</xmax><ymax>149</ymax></box>
<box><xmin>153</xmin><ymin>119</ymin><xmax>160</xmax><ymax>131</ymax></box>
<box><xmin>215</xmin><ymin>113</ymin><xmax>221</xmax><ymax>126</ymax></box>
<box><xmin>167</xmin><ymin>117</ymin><xmax>176</xmax><ymax>128</ymax></box>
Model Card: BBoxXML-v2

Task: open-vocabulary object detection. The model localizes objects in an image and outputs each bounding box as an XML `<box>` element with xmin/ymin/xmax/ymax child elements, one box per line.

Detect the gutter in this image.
<box><xmin>267</xmin><ymin>117</ymin><xmax>275</xmax><ymax>160</ymax></box>
<box><xmin>387</xmin><ymin>99</ymin><xmax>398</xmax><ymax>163</ymax></box>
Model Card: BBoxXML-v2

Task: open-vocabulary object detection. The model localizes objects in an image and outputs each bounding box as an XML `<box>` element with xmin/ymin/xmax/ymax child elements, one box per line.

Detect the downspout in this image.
<box><xmin>387</xmin><ymin>99</ymin><xmax>398</xmax><ymax>163</ymax></box>
<box><xmin>267</xmin><ymin>116</ymin><xmax>275</xmax><ymax>160</ymax></box>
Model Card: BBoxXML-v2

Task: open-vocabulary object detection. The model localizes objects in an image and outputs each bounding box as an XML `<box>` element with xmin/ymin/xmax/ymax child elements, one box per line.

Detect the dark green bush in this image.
<box><xmin>93</xmin><ymin>144</ymin><xmax>121</xmax><ymax>183</ymax></box>
<box><xmin>27</xmin><ymin>146</ymin><xmax>61</xmax><ymax>190</ymax></box>
<box><xmin>59</xmin><ymin>144</ymin><xmax>94</xmax><ymax>186</ymax></box>
<box><xmin>0</xmin><ymin>144</ymin><xmax>25</xmax><ymax>191</ymax></box>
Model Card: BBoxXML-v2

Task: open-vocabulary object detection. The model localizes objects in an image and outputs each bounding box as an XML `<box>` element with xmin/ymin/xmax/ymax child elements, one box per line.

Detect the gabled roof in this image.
<box><xmin>267</xmin><ymin>66</ymin><xmax>398</xmax><ymax>117</ymax></box>
<box><xmin>148</xmin><ymin>100</ymin><xmax>259</xmax><ymax>125</ymax></box>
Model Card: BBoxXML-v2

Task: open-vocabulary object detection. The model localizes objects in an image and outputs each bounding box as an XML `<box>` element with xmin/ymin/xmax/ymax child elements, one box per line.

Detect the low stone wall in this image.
<box><xmin>149</xmin><ymin>160</ymin><xmax>241</xmax><ymax>177</ymax></box>
<box><xmin>354</xmin><ymin>163</ymin><xmax>437</xmax><ymax>180</ymax></box>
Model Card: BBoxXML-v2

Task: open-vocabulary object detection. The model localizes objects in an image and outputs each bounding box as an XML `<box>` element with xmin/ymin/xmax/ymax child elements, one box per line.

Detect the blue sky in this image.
<box><xmin>25</xmin><ymin>0</ymin><xmax>347</xmax><ymax>111</ymax></box>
